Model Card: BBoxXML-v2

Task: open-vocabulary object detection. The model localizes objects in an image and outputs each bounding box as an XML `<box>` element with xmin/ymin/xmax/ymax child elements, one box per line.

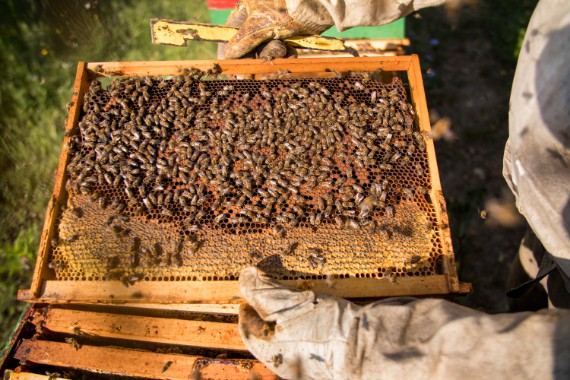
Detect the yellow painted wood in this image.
<box><xmin>151</xmin><ymin>19</ymin><xmax>348</xmax><ymax>52</ymax></box>
<box><xmin>3</xmin><ymin>370</ymin><xmax>54</xmax><ymax>380</ymax></box>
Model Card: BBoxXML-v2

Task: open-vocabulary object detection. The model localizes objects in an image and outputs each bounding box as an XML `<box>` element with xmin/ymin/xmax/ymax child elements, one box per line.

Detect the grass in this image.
<box><xmin>0</xmin><ymin>0</ymin><xmax>215</xmax><ymax>347</ymax></box>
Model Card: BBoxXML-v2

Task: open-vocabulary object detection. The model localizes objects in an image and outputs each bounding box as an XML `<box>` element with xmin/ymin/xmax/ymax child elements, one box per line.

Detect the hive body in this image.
<box><xmin>20</xmin><ymin>57</ymin><xmax>465</xmax><ymax>303</ymax></box>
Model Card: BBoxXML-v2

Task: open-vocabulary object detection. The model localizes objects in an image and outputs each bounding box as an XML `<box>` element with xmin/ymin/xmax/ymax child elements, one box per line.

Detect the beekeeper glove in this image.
<box><xmin>238</xmin><ymin>266</ymin><xmax>358</xmax><ymax>379</ymax></box>
<box><xmin>239</xmin><ymin>266</ymin><xmax>570</xmax><ymax>380</ymax></box>
<box><xmin>223</xmin><ymin>0</ymin><xmax>333</xmax><ymax>59</ymax></box>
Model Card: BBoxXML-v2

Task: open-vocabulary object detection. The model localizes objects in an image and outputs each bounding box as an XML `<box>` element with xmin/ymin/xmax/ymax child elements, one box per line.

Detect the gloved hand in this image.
<box><xmin>239</xmin><ymin>266</ymin><xmax>570</xmax><ymax>380</ymax></box>
<box><xmin>223</xmin><ymin>0</ymin><xmax>333</xmax><ymax>59</ymax></box>
<box><xmin>238</xmin><ymin>266</ymin><xmax>359</xmax><ymax>379</ymax></box>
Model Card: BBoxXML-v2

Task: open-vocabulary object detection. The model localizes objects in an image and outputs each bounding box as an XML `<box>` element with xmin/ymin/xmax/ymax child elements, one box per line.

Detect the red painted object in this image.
<box><xmin>207</xmin><ymin>0</ymin><xmax>238</xmax><ymax>10</ymax></box>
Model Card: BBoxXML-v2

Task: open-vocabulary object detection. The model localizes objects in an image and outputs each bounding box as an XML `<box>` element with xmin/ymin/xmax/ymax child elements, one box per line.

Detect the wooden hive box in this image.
<box><xmin>19</xmin><ymin>56</ymin><xmax>470</xmax><ymax>305</ymax></box>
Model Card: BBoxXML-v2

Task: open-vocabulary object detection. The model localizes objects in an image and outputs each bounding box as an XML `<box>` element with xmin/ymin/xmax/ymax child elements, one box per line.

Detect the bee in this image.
<box><xmin>390</xmin><ymin>152</ymin><xmax>401</xmax><ymax>162</ymax></box>
<box><xmin>48</xmin><ymin>260</ymin><xmax>65</xmax><ymax>271</ymax></box>
<box><xmin>273</xmin><ymin>225</ymin><xmax>286</xmax><ymax>238</ymax></box>
<box><xmin>63</xmin><ymin>234</ymin><xmax>79</xmax><ymax>243</ymax></box>
<box><xmin>415</xmin><ymin>163</ymin><xmax>424</xmax><ymax>176</ymax></box>
<box><xmin>307</xmin><ymin>248</ymin><xmax>326</xmax><ymax>269</ymax></box>
<box><xmin>334</xmin><ymin>216</ymin><xmax>344</xmax><ymax>228</ymax></box>
<box><xmin>113</xmin><ymin>225</ymin><xmax>131</xmax><ymax>237</ymax></box>
<box><xmin>107</xmin><ymin>255</ymin><xmax>121</xmax><ymax>270</ymax></box>
<box><xmin>402</xmin><ymin>188</ymin><xmax>414</xmax><ymax>199</ymax></box>
<box><xmin>320</xmin><ymin>87</ymin><xmax>330</xmax><ymax>96</ymax></box>
<box><xmin>314</xmin><ymin>212</ymin><xmax>323</xmax><ymax>226</ymax></box>
<box><xmin>385</xmin><ymin>206</ymin><xmax>394</xmax><ymax>218</ymax></box>
<box><xmin>161</xmin><ymin>361</ymin><xmax>174</xmax><ymax>374</ymax></box>
<box><xmin>284</xmin><ymin>242</ymin><xmax>299</xmax><ymax>255</ymax></box>
<box><xmin>410</xmin><ymin>255</ymin><xmax>422</xmax><ymax>265</ymax></box>
<box><xmin>354</xmin><ymin>81</ymin><xmax>365</xmax><ymax>90</ymax></box>
<box><xmin>214</xmin><ymin>214</ymin><xmax>226</xmax><ymax>224</ymax></box>
<box><xmin>393</xmin><ymin>139</ymin><xmax>406</xmax><ymax>148</ymax></box>
<box><xmin>345</xmin><ymin>219</ymin><xmax>360</xmax><ymax>230</ymax></box>
<box><xmin>65</xmin><ymin>337</ymin><xmax>82</xmax><ymax>351</ymax></box>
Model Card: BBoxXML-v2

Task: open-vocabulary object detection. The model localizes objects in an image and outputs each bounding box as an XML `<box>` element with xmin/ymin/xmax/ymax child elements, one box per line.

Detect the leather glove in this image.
<box><xmin>223</xmin><ymin>0</ymin><xmax>333</xmax><ymax>59</ymax></box>
<box><xmin>238</xmin><ymin>266</ymin><xmax>359</xmax><ymax>379</ymax></box>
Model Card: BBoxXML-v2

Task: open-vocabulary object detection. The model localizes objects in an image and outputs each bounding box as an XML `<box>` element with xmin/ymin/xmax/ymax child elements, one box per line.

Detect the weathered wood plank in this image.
<box><xmin>34</xmin><ymin>307</ymin><xmax>246</xmax><ymax>351</ymax></box>
<box><xmin>19</xmin><ymin>275</ymin><xmax>463</xmax><ymax>304</ymax></box>
<box><xmin>14</xmin><ymin>340</ymin><xmax>278</xmax><ymax>380</ymax></box>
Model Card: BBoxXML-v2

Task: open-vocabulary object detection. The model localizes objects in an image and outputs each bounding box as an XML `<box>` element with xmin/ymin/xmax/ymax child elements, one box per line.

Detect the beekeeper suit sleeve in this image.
<box><xmin>239</xmin><ymin>267</ymin><xmax>570</xmax><ymax>380</ymax></box>
<box><xmin>285</xmin><ymin>0</ymin><xmax>446</xmax><ymax>32</ymax></box>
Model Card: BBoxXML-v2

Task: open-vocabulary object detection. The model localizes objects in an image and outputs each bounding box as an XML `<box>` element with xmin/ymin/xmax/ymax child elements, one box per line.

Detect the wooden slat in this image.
<box><xmin>406</xmin><ymin>56</ymin><xmax>463</xmax><ymax>293</ymax></box>
<box><xmin>19</xmin><ymin>275</ymin><xmax>466</xmax><ymax>304</ymax></box>
<box><xmin>28</xmin><ymin>62</ymin><xmax>90</xmax><ymax>299</ymax></box>
<box><xmin>117</xmin><ymin>303</ymin><xmax>241</xmax><ymax>315</ymax></box>
<box><xmin>3</xmin><ymin>370</ymin><xmax>54</xmax><ymax>380</ymax></box>
<box><xmin>34</xmin><ymin>307</ymin><xmax>246</xmax><ymax>351</ymax></box>
<box><xmin>85</xmin><ymin>56</ymin><xmax>412</xmax><ymax>77</ymax></box>
<box><xmin>14</xmin><ymin>340</ymin><xmax>277</xmax><ymax>380</ymax></box>
<box><xmin>3</xmin><ymin>370</ymin><xmax>57</xmax><ymax>380</ymax></box>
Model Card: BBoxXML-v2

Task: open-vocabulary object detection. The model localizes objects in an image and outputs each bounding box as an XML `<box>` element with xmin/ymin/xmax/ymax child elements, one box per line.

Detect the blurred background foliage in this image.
<box><xmin>0</xmin><ymin>0</ymin><xmax>538</xmax><ymax>349</ymax></box>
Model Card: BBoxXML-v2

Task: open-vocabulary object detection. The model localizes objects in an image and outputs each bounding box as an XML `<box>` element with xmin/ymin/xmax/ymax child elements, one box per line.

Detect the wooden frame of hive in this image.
<box><xmin>19</xmin><ymin>56</ymin><xmax>471</xmax><ymax>305</ymax></box>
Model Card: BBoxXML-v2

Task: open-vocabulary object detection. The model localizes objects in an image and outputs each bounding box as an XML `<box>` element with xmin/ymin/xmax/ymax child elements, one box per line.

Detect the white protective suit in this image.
<box><xmin>234</xmin><ymin>0</ymin><xmax>570</xmax><ymax>379</ymax></box>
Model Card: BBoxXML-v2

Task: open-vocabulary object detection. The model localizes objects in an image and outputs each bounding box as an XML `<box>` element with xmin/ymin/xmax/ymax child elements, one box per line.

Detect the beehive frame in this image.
<box><xmin>19</xmin><ymin>56</ymin><xmax>470</xmax><ymax>304</ymax></box>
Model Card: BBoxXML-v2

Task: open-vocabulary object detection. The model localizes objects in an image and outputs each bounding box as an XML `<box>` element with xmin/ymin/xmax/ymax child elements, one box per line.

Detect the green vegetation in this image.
<box><xmin>0</xmin><ymin>0</ymin><xmax>215</xmax><ymax>347</ymax></box>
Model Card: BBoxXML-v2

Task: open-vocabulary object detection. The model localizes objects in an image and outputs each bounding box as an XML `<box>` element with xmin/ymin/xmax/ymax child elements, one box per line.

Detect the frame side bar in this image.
<box><xmin>24</xmin><ymin>62</ymin><xmax>91</xmax><ymax>299</ymax></box>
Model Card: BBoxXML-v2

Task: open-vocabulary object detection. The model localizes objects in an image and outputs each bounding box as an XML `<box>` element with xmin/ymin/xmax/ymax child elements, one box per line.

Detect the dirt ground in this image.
<box><xmin>407</xmin><ymin>3</ymin><xmax>536</xmax><ymax>312</ymax></box>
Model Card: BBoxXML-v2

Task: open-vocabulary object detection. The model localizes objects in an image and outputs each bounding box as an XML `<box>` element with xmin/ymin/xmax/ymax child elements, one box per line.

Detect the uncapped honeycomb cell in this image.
<box><xmin>50</xmin><ymin>67</ymin><xmax>446</xmax><ymax>284</ymax></box>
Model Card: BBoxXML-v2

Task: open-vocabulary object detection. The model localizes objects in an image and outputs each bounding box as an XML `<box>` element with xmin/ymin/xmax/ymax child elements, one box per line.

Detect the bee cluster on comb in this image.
<box><xmin>51</xmin><ymin>66</ymin><xmax>441</xmax><ymax>285</ymax></box>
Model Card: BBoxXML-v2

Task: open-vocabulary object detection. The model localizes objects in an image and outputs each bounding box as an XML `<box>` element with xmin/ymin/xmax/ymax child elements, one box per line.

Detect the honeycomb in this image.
<box><xmin>50</xmin><ymin>66</ymin><xmax>443</xmax><ymax>285</ymax></box>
